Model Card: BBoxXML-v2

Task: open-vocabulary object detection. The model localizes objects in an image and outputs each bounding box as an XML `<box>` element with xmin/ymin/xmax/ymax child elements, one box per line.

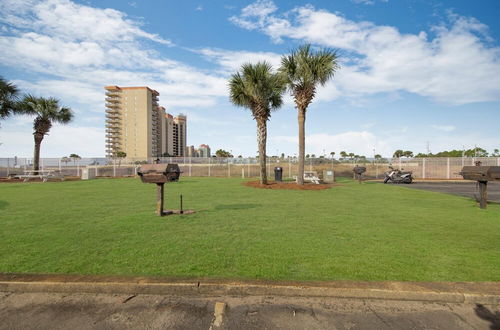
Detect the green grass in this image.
<box><xmin>1</xmin><ymin>177</ymin><xmax>499</xmax><ymax>282</ymax></box>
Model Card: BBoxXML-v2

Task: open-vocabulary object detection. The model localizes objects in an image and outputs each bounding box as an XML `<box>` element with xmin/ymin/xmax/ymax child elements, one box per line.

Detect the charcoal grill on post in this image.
<box><xmin>459</xmin><ymin>165</ymin><xmax>500</xmax><ymax>209</ymax></box>
<box><xmin>353</xmin><ymin>166</ymin><xmax>367</xmax><ymax>184</ymax></box>
<box><xmin>137</xmin><ymin>164</ymin><xmax>181</xmax><ymax>216</ymax></box>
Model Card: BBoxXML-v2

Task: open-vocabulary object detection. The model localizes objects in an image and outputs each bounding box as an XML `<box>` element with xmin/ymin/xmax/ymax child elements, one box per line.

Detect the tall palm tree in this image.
<box><xmin>279</xmin><ymin>44</ymin><xmax>339</xmax><ymax>184</ymax></box>
<box><xmin>18</xmin><ymin>95</ymin><xmax>73</xmax><ymax>173</ymax></box>
<box><xmin>0</xmin><ymin>76</ymin><xmax>20</xmax><ymax>120</ymax></box>
<box><xmin>229</xmin><ymin>62</ymin><xmax>285</xmax><ymax>184</ymax></box>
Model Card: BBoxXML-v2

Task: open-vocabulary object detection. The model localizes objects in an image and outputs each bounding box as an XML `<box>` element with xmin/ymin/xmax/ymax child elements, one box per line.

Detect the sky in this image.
<box><xmin>0</xmin><ymin>0</ymin><xmax>499</xmax><ymax>158</ymax></box>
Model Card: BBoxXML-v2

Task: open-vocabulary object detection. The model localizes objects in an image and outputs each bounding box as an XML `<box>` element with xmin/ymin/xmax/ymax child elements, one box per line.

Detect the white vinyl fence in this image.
<box><xmin>1</xmin><ymin>157</ymin><xmax>499</xmax><ymax>180</ymax></box>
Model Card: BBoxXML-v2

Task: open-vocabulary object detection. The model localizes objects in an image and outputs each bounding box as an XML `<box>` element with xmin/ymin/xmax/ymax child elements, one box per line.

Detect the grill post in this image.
<box><xmin>479</xmin><ymin>181</ymin><xmax>487</xmax><ymax>209</ymax></box>
<box><xmin>156</xmin><ymin>183</ymin><xmax>165</xmax><ymax>216</ymax></box>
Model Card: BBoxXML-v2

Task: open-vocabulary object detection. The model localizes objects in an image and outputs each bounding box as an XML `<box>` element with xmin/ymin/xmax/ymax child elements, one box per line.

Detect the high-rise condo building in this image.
<box><xmin>105</xmin><ymin>86</ymin><xmax>165</xmax><ymax>158</ymax></box>
<box><xmin>105</xmin><ymin>86</ymin><xmax>187</xmax><ymax>158</ymax></box>
<box><xmin>172</xmin><ymin>114</ymin><xmax>187</xmax><ymax>157</ymax></box>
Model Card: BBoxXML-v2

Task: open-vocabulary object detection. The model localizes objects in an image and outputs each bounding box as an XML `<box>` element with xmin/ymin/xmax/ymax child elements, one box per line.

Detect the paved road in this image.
<box><xmin>396</xmin><ymin>181</ymin><xmax>500</xmax><ymax>203</ymax></box>
<box><xmin>1</xmin><ymin>292</ymin><xmax>499</xmax><ymax>329</ymax></box>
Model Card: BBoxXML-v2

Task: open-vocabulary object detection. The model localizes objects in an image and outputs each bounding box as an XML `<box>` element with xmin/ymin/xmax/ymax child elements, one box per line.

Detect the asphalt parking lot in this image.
<box><xmin>394</xmin><ymin>181</ymin><xmax>500</xmax><ymax>203</ymax></box>
<box><xmin>1</xmin><ymin>292</ymin><xmax>499</xmax><ymax>330</ymax></box>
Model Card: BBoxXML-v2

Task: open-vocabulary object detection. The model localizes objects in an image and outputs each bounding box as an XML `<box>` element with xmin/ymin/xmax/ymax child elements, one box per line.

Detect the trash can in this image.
<box><xmin>274</xmin><ymin>167</ymin><xmax>283</xmax><ymax>182</ymax></box>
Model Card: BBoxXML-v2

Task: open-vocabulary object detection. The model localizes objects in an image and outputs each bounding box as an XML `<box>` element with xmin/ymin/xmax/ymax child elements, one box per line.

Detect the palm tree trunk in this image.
<box><xmin>297</xmin><ymin>108</ymin><xmax>306</xmax><ymax>185</ymax></box>
<box><xmin>33</xmin><ymin>133</ymin><xmax>44</xmax><ymax>174</ymax></box>
<box><xmin>257</xmin><ymin>118</ymin><xmax>268</xmax><ymax>184</ymax></box>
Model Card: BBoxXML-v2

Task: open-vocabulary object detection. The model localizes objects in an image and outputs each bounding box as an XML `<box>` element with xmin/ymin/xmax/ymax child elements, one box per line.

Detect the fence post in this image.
<box><xmin>77</xmin><ymin>161</ymin><xmax>80</xmax><ymax>177</ymax></box>
<box><xmin>228</xmin><ymin>159</ymin><xmax>231</xmax><ymax>177</ymax></box>
<box><xmin>41</xmin><ymin>158</ymin><xmax>44</xmax><ymax>171</ymax></box>
<box><xmin>398</xmin><ymin>157</ymin><xmax>402</xmax><ymax>170</ymax></box>
<box><xmin>208</xmin><ymin>157</ymin><xmax>211</xmax><ymax>177</ymax></box>
<box><xmin>247</xmin><ymin>160</ymin><xmax>250</xmax><ymax>178</ymax></box>
<box><xmin>6</xmin><ymin>158</ymin><xmax>9</xmax><ymax>177</ymax></box>
<box><xmin>288</xmin><ymin>160</ymin><xmax>292</xmax><ymax>178</ymax></box>
<box><xmin>24</xmin><ymin>158</ymin><xmax>27</xmax><ymax>171</ymax></box>
<box><xmin>189</xmin><ymin>157</ymin><xmax>192</xmax><ymax>177</ymax></box>
<box><xmin>422</xmin><ymin>158</ymin><xmax>426</xmax><ymax>179</ymax></box>
<box><xmin>447</xmin><ymin>158</ymin><xmax>450</xmax><ymax>179</ymax></box>
<box><xmin>309</xmin><ymin>158</ymin><xmax>312</xmax><ymax>172</ymax></box>
<box><xmin>113</xmin><ymin>158</ymin><xmax>116</xmax><ymax>177</ymax></box>
<box><xmin>497</xmin><ymin>157</ymin><xmax>500</xmax><ymax>166</ymax></box>
<box><xmin>242</xmin><ymin>168</ymin><xmax>244</xmax><ymax>178</ymax></box>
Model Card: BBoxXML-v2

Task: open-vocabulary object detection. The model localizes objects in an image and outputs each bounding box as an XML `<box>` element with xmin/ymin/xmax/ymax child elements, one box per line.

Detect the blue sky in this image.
<box><xmin>0</xmin><ymin>0</ymin><xmax>499</xmax><ymax>157</ymax></box>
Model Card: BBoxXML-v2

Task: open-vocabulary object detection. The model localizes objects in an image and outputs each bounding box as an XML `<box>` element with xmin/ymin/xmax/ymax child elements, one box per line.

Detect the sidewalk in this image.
<box><xmin>1</xmin><ymin>273</ymin><xmax>499</xmax><ymax>304</ymax></box>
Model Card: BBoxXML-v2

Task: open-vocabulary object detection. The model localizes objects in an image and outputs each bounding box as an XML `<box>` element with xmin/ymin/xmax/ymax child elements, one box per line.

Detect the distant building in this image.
<box><xmin>172</xmin><ymin>114</ymin><xmax>187</xmax><ymax>157</ymax></box>
<box><xmin>104</xmin><ymin>86</ymin><xmax>187</xmax><ymax>158</ymax></box>
<box><xmin>185</xmin><ymin>145</ymin><xmax>197</xmax><ymax>157</ymax></box>
<box><xmin>198</xmin><ymin>144</ymin><xmax>211</xmax><ymax>157</ymax></box>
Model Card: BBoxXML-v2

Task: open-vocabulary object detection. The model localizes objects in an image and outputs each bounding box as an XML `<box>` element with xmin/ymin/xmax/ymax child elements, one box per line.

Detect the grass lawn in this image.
<box><xmin>0</xmin><ymin>177</ymin><xmax>499</xmax><ymax>282</ymax></box>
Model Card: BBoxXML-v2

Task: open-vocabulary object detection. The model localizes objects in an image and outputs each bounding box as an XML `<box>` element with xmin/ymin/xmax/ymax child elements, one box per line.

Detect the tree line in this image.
<box><xmin>394</xmin><ymin>147</ymin><xmax>499</xmax><ymax>158</ymax></box>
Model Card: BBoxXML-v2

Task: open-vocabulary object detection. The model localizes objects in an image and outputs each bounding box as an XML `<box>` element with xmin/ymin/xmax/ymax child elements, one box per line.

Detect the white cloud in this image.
<box><xmin>351</xmin><ymin>0</ymin><xmax>388</xmax><ymax>5</ymax></box>
<box><xmin>198</xmin><ymin>48</ymin><xmax>282</xmax><ymax>73</ymax></box>
<box><xmin>431</xmin><ymin>125</ymin><xmax>456</xmax><ymax>132</ymax></box>
<box><xmin>0</xmin><ymin>0</ymin><xmax>228</xmax><ymax>109</ymax></box>
<box><xmin>230</xmin><ymin>2</ymin><xmax>500</xmax><ymax>105</ymax></box>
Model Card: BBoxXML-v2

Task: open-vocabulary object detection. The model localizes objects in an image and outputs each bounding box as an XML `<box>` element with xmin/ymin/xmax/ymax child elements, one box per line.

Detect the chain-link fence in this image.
<box><xmin>1</xmin><ymin>157</ymin><xmax>499</xmax><ymax>180</ymax></box>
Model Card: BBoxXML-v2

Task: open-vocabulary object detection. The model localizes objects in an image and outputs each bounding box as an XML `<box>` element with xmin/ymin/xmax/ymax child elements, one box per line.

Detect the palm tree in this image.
<box><xmin>115</xmin><ymin>151</ymin><xmax>126</xmax><ymax>166</ymax></box>
<box><xmin>0</xmin><ymin>76</ymin><xmax>20</xmax><ymax>120</ymax></box>
<box><xmin>18</xmin><ymin>95</ymin><xmax>73</xmax><ymax>173</ymax></box>
<box><xmin>279</xmin><ymin>44</ymin><xmax>339</xmax><ymax>184</ymax></box>
<box><xmin>69</xmin><ymin>153</ymin><xmax>81</xmax><ymax>166</ymax></box>
<box><xmin>61</xmin><ymin>156</ymin><xmax>71</xmax><ymax>167</ymax></box>
<box><xmin>330</xmin><ymin>151</ymin><xmax>335</xmax><ymax>159</ymax></box>
<box><xmin>229</xmin><ymin>62</ymin><xmax>285</xmax><ymax>184</ymax></box>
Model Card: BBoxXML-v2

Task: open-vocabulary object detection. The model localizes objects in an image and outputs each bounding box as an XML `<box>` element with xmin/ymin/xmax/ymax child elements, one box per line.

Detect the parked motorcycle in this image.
<box><xmin>383</xmin><ymin>166</ymin><xmax>413</xmax><ymax>184</ymax></box>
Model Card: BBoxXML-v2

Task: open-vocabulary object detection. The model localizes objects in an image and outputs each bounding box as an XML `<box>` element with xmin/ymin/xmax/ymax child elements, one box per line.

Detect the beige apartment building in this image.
<box><xmin>105</xmin><ymin>86</ymin><xmax>187</xmax><ymax>158</ymax></box>
<box><xmin>173</xmin><ymin>114</ymin><xmax>187</xmax><ymax>157</ymax></box>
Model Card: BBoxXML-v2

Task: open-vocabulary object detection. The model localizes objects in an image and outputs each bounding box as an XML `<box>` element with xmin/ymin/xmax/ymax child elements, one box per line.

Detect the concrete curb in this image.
<box><xmin>0</xmin><ymin>274</ymin><xmax>498</xmax><ymax>304</ymax></box>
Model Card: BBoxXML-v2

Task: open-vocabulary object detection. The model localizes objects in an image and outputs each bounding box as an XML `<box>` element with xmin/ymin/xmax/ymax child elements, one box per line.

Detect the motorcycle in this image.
<box><xmin>383</xmin><ymin>165</ymin><xmax>413</xmax><ymax>184</ymax></box>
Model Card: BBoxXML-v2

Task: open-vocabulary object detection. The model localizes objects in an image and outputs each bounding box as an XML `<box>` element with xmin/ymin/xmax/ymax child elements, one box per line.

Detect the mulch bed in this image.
<box><xmin>244</xmin><ymin>180</ymin><xmax>339</xmax><ymax>190</ymax></box>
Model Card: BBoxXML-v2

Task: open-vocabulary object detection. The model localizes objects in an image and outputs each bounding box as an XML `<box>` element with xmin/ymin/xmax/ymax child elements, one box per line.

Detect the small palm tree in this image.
<box><xmin>18</xmin><ymin>95</ymin><xmax>73</xmax><ymax>173</ymax></box>
<box><xmin>279</xmin><ymin>44</ymin><xmax>339</xmax><ymax>184</ymax></box>
<box><xmin>229</xmin><ymin>62</ymin><xmax>285</xmax><ymax>184</ymax></box>
<box><xmin>69</xmin><ymin>153</ymin><xmax>81</xmax><ymax>166</ymax></box>
<box><xmin>0</xmin><ymin>76</ymin><xmax>20</xmax><ymax>120</ymax></box>
<box><xmin>115</xmin><ymin>151</ymin><xmax>127</xmax><ymax>166</ymax></box>
<box><xmin>61</xmin><ymin>156</ymin><xmax>71</xmax><ymax>167</ymax></box>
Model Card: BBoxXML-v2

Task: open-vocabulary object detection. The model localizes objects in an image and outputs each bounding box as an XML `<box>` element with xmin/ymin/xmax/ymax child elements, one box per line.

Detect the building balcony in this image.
<box><xmin>105</xmin><ymin>89</ymin><xmax>120</xmax><ymax>96</ymax></box>
<box><xmin>105</xmin><ymin>97</ymin><xmax>121</xmax><ymax>103</ymax></box>
<box><xmin>105</xmin><ymin>131</ymin><xmax>120</xmax><ymax>136</ymax></box>
<box><xmin>105</xmin><ymin>103</ymin><xmax>120</xmax><ymax>108</ymax></box>
<box><xmin>106</xmin><ymin>119</ymin><xmax>121</xmax><ymax>125</ymax></box>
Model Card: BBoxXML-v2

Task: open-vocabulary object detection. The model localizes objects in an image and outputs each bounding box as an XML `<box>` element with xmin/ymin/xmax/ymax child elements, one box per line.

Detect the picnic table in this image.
<box><xmin>293</xmin><ymin>171</ymin><xmax>322</xmax><ymax>184</ymax></box>
<box><xmin>16</xmin><ymin>170</ymin><xmax>65</xmax><ymax>182</ymax></box>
